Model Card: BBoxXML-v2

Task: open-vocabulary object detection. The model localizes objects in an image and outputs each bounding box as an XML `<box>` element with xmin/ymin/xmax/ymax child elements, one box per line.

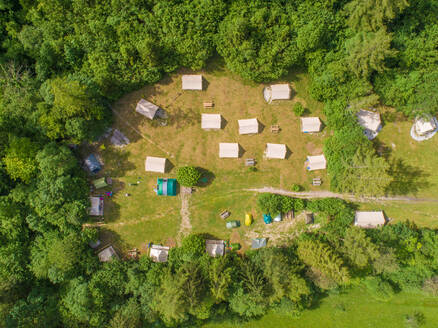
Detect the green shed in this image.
<box><xmin>93</xmin><ymin>177</ymin><xmax>108</xmax><ymax>189</ymax></box>
<box><xmin>156</xmin><ymin>178</ymin><xmax>177</xmax><ymax>196</ymax></box>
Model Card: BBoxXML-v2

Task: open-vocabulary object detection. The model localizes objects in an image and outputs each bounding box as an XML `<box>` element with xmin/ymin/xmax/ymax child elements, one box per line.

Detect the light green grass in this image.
<box><xmin>203</xmin><ymin>287</ymin><xmax>438</xmax><ymax>328</ymax></box>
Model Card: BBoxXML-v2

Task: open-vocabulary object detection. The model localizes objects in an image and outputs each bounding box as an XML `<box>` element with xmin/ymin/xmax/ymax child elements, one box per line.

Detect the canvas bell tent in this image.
<box><xmin>354</xmin><ymin>211</ymin><xmax>385</xmax><ymax>228</ymax></box>
<box><xmin>219</xmin><ymin>143</ymin><xmax>239</xmax><ymax>158</ymax></box>
<box><xmin>136</xmin><ymin>99</ymin><xmax>161</xmax><ymax>120</ymax></box>
<box><xmin>89</xmin><ymin>197</ymin><xmax>103</xmax><ymax>216</ymax></box>
<box><xmin>411</xmin><ymin>115</ymin><xmax>438</xmax><ymax>141</ymax></box>
<box><xmin>301</xmin><ymin>117</ymin><xmax>322</xmax><ymax>133</ymax></box>
<box><xmin>238</xmin><ymin>118</ymin><xmax>259</xmax><ymax>134</ymax></box>
<box><xmin>201</xmin><ymin>114</ymin><xmax>222</xmax><ymax>130</ymax></box>
<box><xmin>264</xmin><ymin>84</ymin><xmax>291</xmax><ymax>103</ymax></box>
<box><xmin>145</xmin><ymin>156</ymin><xmax>167</xmax><ymax>173</ymax></box>
<box><xmin>182</xmin><ymin>75</ymin><xmax>203</xmax><ymax>90</ymax></box>
<box><xmin>306</xmin><ymin>155</ymin><xmax>327</xmax><ymax>171</ymax></box>
<box><xmin>265</xmin><ymin>143</ymin><xmax>287</xmax><ymax>159</ymax></box>
<box><xmin>356</xmin><ymin>109</ymin><xmax>382</xmax><ymax>140</ymax></box>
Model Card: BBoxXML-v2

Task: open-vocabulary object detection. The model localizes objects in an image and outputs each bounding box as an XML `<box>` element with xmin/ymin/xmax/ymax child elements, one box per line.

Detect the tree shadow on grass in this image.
<box><xmin>386</xmin><ymin>158</ymin><xmax>431</xmax><ymax>196</ymax></box>
<box><xmin>100</xmin><ymin>147</ymin><xmax>136</xmax><ymax>178</ymax></box>
<box><xmin>196</xmin><ymin>167</ymin><xmax>216</xmax><ymax>188</ymax></box>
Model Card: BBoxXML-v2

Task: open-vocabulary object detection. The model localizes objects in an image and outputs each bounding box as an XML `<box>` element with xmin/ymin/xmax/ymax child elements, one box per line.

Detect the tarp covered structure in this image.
<box><xmin>219</xmin><ymin>143</ymin><xmax>239</xmax><ymax>158</ymax></box>
<box><xmin>145</xmin><ymin>156</ymin><xmax>167</xmax><ymax>173</ymax></box>
<box><xmin>149</xmin><ymin>245</ymin><xmax>170</xmax><ymax>262</ymax></box>
<box><xmin>182</xmin><ymin>75</ymin><xmax>203</xmax><ymax>90</ymax></box>
<box><xmin>265</xmin><ymin>143</ymin><xmax>287</xmax><ymax>159</ymax></box>
<box><xmin>89</xmin><ymin>197</ymin><xmax>103</xmax><ymax>216</ymax></box>
<box><xmin>301</xmin><ymin>117</ymin><xmax>322</xmax><ymax>133</ymax></box>
<box><xmin>93</xmin><ymin>177</ymin><xmax>108</xmax><ymax>189</ymax></box>
<box><xmin>85</xmin><ymin>154</ymin><xmax>101</xmax><ymax>174</ymax></box>
<box><xmin>226</xmin><ymin>220</ymin><xmax>240</xmax><ymax>229</ymax></box>
<box><xmin>201</xmin><ymin>114</ymin><xmax>222</xmax><ymax>130</ymax></box>
<box><xmin>238</xmin><ymin>118</ymin><xmax>259</xmax><ymax>134</ymax></box>
<box><xmin>98</xmin><ymin>246</ymin><xmax>119</xmax><ymax>262</ymax></box>
<box><xmin>252</xmin><ymin>238</ymin><xmax>267</xmax><ymax>249</ymax></box>
<box><xmin>136</xmin><ymin>99</ymin><xmax>159</xmax><ymax>120</ymax></box>
<box><xmin>205</xmin><ymin>240</ymin><xmax>225</xmax><ymax>257</ymax></box>
<box><xmin>354</xmin><ymin>211</ymin><xmax>385</xmax><ymax>228</ymax></box>
<box><xmin>414</xmin><ymin>116</ymin><xmax>437</xmax><ymax>135</ymax></box>
<box><xmin>156</xmin><ymin>178</ymin><xmax>177</xmax><ymax>196</ymax></box>
<box><xmin>357</xmin><ymin>109</ymin><xmax>382</xmax><ymax>140</ymax></box>
<box><xmin>306</xmin><ymin>155</ymin><xmax>327</xmax><ymax>171</ymax></box>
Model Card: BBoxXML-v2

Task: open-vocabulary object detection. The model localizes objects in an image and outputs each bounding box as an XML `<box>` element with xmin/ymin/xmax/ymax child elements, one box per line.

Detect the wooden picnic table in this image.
<box><xmin>203</xmin><ymin>101</ymin><xmax>214</xmax><ymax>108</ymax></box>
<box><xmin>271</xmin><ymin>124</ymin><xmax>280</xmax><ymax>133</ymax></box>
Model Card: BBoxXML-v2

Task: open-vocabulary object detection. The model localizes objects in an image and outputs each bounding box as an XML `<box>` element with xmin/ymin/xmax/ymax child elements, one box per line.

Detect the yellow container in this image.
<box><xmin>245</xmin><ymin>213</ymin><xmax>253</xmax><ymax>226</ymax></box>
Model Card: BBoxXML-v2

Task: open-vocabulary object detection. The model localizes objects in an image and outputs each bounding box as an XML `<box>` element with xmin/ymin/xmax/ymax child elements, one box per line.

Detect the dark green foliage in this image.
<box><xmin>176</xmin><ymin>166</ymin><xmax>201</xmax><ymax>187</ymax></box>
<box><xmin>291</xmin><ymin>184</ymin><xmax>302</xmax><ymax>192</ymax></box>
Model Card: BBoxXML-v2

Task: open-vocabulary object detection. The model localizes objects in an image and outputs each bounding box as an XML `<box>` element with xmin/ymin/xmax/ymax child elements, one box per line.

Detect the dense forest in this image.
<box><xmin>0</xmin><ymin>0</ymin><xmax>438</xmax><ymax>327</ymax></box>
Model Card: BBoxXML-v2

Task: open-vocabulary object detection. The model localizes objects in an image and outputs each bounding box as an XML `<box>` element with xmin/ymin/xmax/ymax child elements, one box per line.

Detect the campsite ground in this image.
<box><xmin>88</xmin><ymin>60</ymin><xmax>438</xmax><ymax>253</ymax></box>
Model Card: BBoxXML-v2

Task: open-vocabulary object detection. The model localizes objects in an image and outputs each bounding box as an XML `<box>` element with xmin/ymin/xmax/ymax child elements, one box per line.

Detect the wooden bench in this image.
<box><xmin>312</xmin><ymin>178</ymin><xmax>322</xmax><ymax>186</ymax></box>
<box><xmin>220</xmin><ymin>210</ymin><xmax>231</xmax><ymax>219</ymax></box>
<box><xmin>271</xmin><ymin>124</ymin><xmax>280</xmax><ymax>133</ymax></box>
<box><xmin>203</xmin><ymin>101</ymin><xmax>214</xmax><ymax>108</ymax></box>
<box><xmin>245</xmin><ymin>158</ymin><xmax>256</xmax><ymax>166</ymax></box>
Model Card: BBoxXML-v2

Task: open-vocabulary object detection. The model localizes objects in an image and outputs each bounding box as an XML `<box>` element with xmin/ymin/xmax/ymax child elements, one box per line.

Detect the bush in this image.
<box><xmin>291</xmin><ymin>184</ymin><xmax>302</xmax><ymax>192</ymax></box>
<box><xmin>363</xmin><ymin>277</ymin><xmax>395</xmax><ymax>301</ymax></box>
<box><xmin>176</xmin><ymin>166</ymin><xmax>201</xmax><ymax>187</ymax></box>
<box><xmin>405</xmin><ymin>311</ymin><xmax>426</xmax><ymax>328</ymax></box>
<box><xmin>422</xmin><ymin>276</ymin><xmax>438</xmax><ymax>296</ymax></box>
<box><xmin>293</xmin><ymin>103</ymin><xmax>305</xmax><ymax>116</ymax></box>
<box><xmin>180</xmin><ymin>234</ymin><xmax>205</xmax><ymax>262</ymax></box>
<box><xmin>257</xmin><ymin>193</ymin><xmax>283</xmax><ymax>215</ymax></box>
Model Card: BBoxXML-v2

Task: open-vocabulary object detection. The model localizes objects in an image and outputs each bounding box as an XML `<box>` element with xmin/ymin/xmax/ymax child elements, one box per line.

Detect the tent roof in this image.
<box><xmin>98</xmin><ymin>246</ymin><xmax>118</xmax><ymax>262</ymax></box>
<box><xmin>206</xmin><ymin>240</ymin><xmax>225</xmax><ymax>257</ymax></box>
<box><xmin>89</xmin><ymin>197</ymin><xmax>103</xmax><ymax>216</ymax></box>
<box><xmin>219</xmin><ymin>143</ymin><xmax>239</xmax><ymax>158</ymax></box>
<box><xmin>93</xmin><ymin>177</ymin><xmax>108</xmax><ymax>189</ymax></box>
<box><xmin>301</xmin><ymin>117</ymin><xmax>322</xmax><ymax>133</ymax></box>
<box><xmin>182</xmin><ymin>75</ymin><xmax>203</xmax><ymax>90</ymax></box>
<box><xmin>306</xmin><ymin>154</ymin><xmax>327</xmax><ymax>171</ymax></box>
<box><xmin>136</xmin><ymin>99</ymin><xmax>159</xmax><ymax>120</ymax></box>
<box><xmin>415</xmin><ymin>116</ymin><xmax>437</xmax><ymax>135</ymax></box>
<box><xmin>149</xmin><ymin>245</ymin><xmax>170</xmax><ymax>262</ymax></box>
<box><xmin>85</xmin><ymin>154</ymin><xmax>101</xmax><ymax>174</ymax></box>
<box><xmin>156</xmin><ymin>178</ymin><xmax>177</xmax><ymax>196</ymax></box>
<box><xmin>145</xmin><ymin>156</ymin><xmax>167</xmax><ymax>173</ymax></box>
<box><xmin>252</xmin><ymin>238</ymin><xmax>267</xmax><ymax>249</ymax></box>
<box><xmin>238</xmin><ymin>118</ymin><xmax>259</xmax><ymax>134</ymax></box>
<box><xmin>270</xmin><ymin>84</ymin><xmax>291</xmax><ymax>100</ymax></box>
<box><xmin>354</xmin><ymin>211</ymin><xmax>385</xmax><ymax>228</ymax></box>
<box><xmin>357</xmin><ymin>110</ymin><xmax>381</xmax><ymax>132</ymax></box>
<box><xmin>201</xmin><ymin>114</ymin><xmax>222</xmax><ymax>129</ymax></box>
<box><xmin>265</xmin><ymin>143</ymin><xmax>286</xmax><ymax>159</ymax></box>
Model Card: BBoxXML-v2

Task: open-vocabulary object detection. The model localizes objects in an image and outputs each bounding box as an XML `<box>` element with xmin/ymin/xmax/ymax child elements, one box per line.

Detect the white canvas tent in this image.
<box><xmin>264</xmin><ymin>84</ymin><xmax>291</xmax><ymax>102</ymax></box>
<box><xmin>149</xmin><ymin>245</ymin><xmax>170</xmax><ymax>262</ymax></box>
<box><xmin>145</xmin><ymin>156</ymin><xmax>167</xmax><ymax>173</ymax></box>
<box><xmin>265</xmin><ymin>143</ymin><xmax>287</xmax><ymax>159</ymax></box>
<box><xmin>354</xmin><ymin>211</ymin><xmax>385</xmax><ymax>228</ymax></box>
<box><xmin>219</xmin><ymin>143</ymin><xmax>239</xmax><ymax>158</ymax></box>
<box><xmin>306</xmin><ymin>155</ymin><xmax>327</xmax><ymax>171</ymax></box>
<box><xmin>136</xmin><ymin>99</ymin><xmax>159</xmax><ymax>120</ymax></box>
<box><xmin>414</xmin><ymin>116</ymin><xmax>437</xmax><ymax>135</ymax></box>
<box><xmin>182</xmin><ymin>75</ymin><xmax>203</xmax><ymax>90</ymax></box>
<box><xmin>89</xmin><ymin>197</ymin><xmax>103</xmax><ymax>216</ymax></box>
<box><xmin>201</xmin><ymin>114</ymin><xmax>222</xmax><ymax>130</ymax></box>
<box><xmin>206</xmin><ymin>240</ymin><xmax>225</xmax><ymax>257</ymax></box>
<box><xmin>301</xmin><ymin>117</ymin><xmax>322</xmax><ymax>133</ymax></box>
<box><xmin>357</xmin><ymin>109</ymin><xmax>382</xmax><ymax>139</ymax></box>
<box><xmin>98</xmin><ymin>246</ymin><xmax>119</xmax><ymax>262</ymax></box>
<box><xmin>238</xmin><ymin>118</ymin><xmax>259</xmax><ymax>134</ymax></box>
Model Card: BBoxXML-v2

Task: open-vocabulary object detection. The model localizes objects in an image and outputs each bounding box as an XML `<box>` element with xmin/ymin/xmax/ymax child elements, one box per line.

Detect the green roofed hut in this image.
<box><xmin>93</xmin><ymin>177</ymin><xmax>108</xmax><ymax>190</ymax></box>
<box><xmin>156</xmin><ymin>178</ymin><xmax>177</xmax><ymax>196</ymax></box>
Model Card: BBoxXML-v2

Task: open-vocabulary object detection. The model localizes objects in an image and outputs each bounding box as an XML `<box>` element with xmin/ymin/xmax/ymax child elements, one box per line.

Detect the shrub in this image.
<box><xmin>422</xmin><ymin>276</ymin><xmax>438</xmax><ymax>296</ymax></box>
<box><xmin>176</xmin><ymin>166</ymin><xmax>201</xmax><ymax>187</ymax></box>
<box><xmin>405</xmin><ymin>311</ymin><xmax>426</xmax><ymax>328</ymax></box>
<box><xmin>180</xmin><ymin>234</ymin><xmax>205</xmax><ymax>262</ymax></box>
<box><xmin>257</xmin><ymin>193</ymin><xmax>283</xmax><ymax>214</ymax></box>
<box><xmin>291</xmin><ymin>184</ymin><xmax>302</xmax><ymax>192</ymax></box>
<box><xmin>363</xmin><ymin>277</ymin><xmax>395</xmax><ymax>301</ymax></box>
<box><xmin>293</xmin><ymin>102</ymin><xmax>305</xmax><ymax>116</ymax></box>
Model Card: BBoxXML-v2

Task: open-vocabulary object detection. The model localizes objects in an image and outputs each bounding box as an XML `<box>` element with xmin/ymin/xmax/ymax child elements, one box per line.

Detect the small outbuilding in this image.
<box><xmin>98</xmin><ymin>245</ymin><xmax>119</xmax><ymax>262</ymax></box>
<box><xmin>306</xmin><ymin>155</ymin><xmax>327</xmax><ymax>171</ymax></box>
<box><xmin>252</xmin><ymin>238</ymin><xmax>267</xmax><ymax>249</ymax></box>
<box><xmin>156</xmin><ymin>178</ymin><xmax>177</xmax><ymax>196</ymax></box>
<box><xmin>264</xmin><ymin>84</ymin><xmax>291</xmax><ymax>103</ymax></box>
<box><xmin>354</xmin><ymin>211</ymin><xmax>385</xmax><ymax>228</ymax></box>
<box><xmin>411</xmin><ymin>115</ymin><xmax>438</xmax><ymax>141</ymax></box>
<box><xmin>85</xmin><ymin>154</ymin><xmax>102</xmax><ymax>174</ymax></box>
<box><xmin>145</xmin><ymin>156</ymin><xmax>167</xmax><ymax>173</ymax></box>
<box><xmin>356</xmin><ymin>109</ymin><xmax>382</xmax><ymax>140</ymax></box>
<box><xmin>136</xmin><ymin>99</ymin><xmax>160</xmax><ymax>120</ymax></box>
<box><xmin>201</xmin><ymin>114</ymin><xmax>222</xmax><ymax>130</ymax></box>
<box><xmin>265</xmin><ymin>143</ymin><xmax>287</xmax><ymax>159</ymax></box>
<box><xmin>182</xmin><ymin>75</ymin><xmax>203</xmax><ymax>90</ymax></box>
<box><xmin>205</xmin><ymin>240</ymin><xmax>225</xmax><ymax>257</ymax></box>
<box><xmin>89</xmin><ymin>197</ymin><xmax>103</xmax><ymax>216</ymax></box>
<box><xmin>219</xmin><ymin>143</ymin><xmax>239</xmax><ymax>158</ymax></box>
<box><xmin>238</xmin><ymin>118</ymin><xmax>260</xmax><ymax>135</ymax></box>
<box><xmin>149</xmin><ymin>244</ymin><xmax>170</xmax><ymax>262</ymax></box>
<box><xmin>301</xmin><ymin>117</ymin><xmax>322</xmax><ymax>133</ymax></box>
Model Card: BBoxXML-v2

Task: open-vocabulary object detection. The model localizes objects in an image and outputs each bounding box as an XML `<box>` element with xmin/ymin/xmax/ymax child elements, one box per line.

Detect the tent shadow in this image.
<box><xmin>238</xmin><ymin>144</ymin><xmax>246</xmax><ymax>158</ymax></box>
<box><xmin>165</xmin><ymin>159</ymin><xmax>175</xmax><ymax>173</ymax></box>
<box><xmin>285</xmin><ymin>146</ymin><xmax>293</xmax><ymax>160</ymax></box>
<box><xmin>258</xmin><ymin>121</ymin><xmax>265</xmax><ymax>134</ymax></box>
<box><xmin>221</xmin><ymin>116</ymin><xmax>228</xmax><ymax>130</ymax></box>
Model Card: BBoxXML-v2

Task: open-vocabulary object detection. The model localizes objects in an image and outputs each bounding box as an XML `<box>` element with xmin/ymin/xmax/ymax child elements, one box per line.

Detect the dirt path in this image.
<box><xmin>178</xmin><ymin>191</ymin><xmax>192</xmax><ymax>242</ymax></box>
<box><xmin>246</xmin><ymin>187</ymin><xmax>438</xmax><ymax>203</ymax></box>
<box><xmin>110</xmin><ymin>106</ymin><xmax>173</xmax><ymax>158</ymax></box>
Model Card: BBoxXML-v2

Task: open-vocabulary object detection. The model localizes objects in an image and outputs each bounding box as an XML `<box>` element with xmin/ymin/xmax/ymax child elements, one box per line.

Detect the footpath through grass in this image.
<box><xmin>203</xmin><ymin>286</ymin><xmax>438</xmax><ymax>328</ymax></box>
